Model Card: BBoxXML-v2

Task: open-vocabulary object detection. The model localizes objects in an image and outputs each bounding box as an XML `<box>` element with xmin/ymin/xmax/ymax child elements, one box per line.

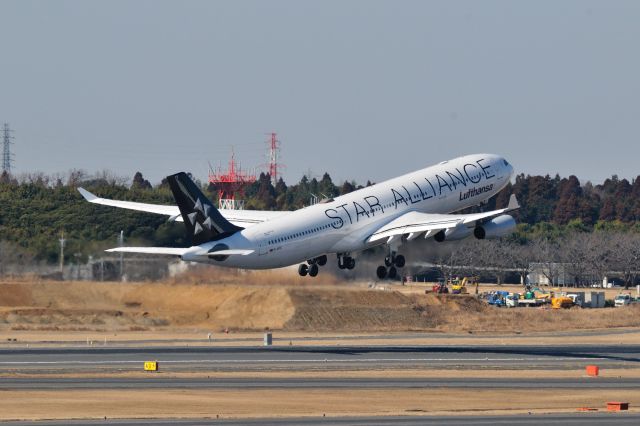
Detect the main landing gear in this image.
<box><xmin>376</xmin><ymin>252</ymin><xmax>405</xmax><ymax>280</ymax></box>
<box><xmin>298</xmin><ymin>254</ymin><xmax>328</xmax><ymax>277</ymax></box>
<box><xmin>337</xmin><ymin>253</ymin><xmax>355</xmax><ymax>270</ymax></box>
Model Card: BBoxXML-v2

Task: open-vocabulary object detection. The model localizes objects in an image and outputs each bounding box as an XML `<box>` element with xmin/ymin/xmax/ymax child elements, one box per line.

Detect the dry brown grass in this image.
<box><xmin>422</xmin><ymin>297</ymin><xmax>640</xmax><ymax>333</ymax></box>
<box><xmin>1</xmin><ymin>388</ymin><xmax>638</xmax><ymax>420</ymax></box>
<box><xmin>164</xmin><ymin>265</ymin><xmax>344</xmax><ymax>287</ymax></box>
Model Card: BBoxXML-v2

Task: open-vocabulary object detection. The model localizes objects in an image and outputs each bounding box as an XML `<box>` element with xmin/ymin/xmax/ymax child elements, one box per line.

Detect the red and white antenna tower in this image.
<box><xmin>208</xmin><ymin>148</ymin><xmax>256</xmax><ymax>210</ymax></box>
<box><xmin>265</xmin><ymin>132</ymin><xmax>285</xmax><ymax>184</ymax></box>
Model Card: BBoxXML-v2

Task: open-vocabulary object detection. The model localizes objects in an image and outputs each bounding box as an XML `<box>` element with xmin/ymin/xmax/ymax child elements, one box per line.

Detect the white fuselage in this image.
<box><xmin>181</xmin><ymin>154</ymin><xmax>514</xmax><ymax>268</ymax></box>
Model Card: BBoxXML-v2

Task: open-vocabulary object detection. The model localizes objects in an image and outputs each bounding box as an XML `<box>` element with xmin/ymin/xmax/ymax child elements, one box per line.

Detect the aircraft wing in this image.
<box><xmin>367</xmin><ymin>194</ymin><xmax>519</xmax><ymax>243</ymax></box>
<box><xmin>78</xmin><ymin>187</ymin><xmax>289</xmax><ymax>226</ymax></box>
<box><xmin>78</xmin><ymin>187</ymin><xmax>180</xmax><ymax>218</ymax></box>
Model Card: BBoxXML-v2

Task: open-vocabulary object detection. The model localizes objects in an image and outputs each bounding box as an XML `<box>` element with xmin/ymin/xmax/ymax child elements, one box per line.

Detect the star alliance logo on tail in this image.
<box><xmin>188</xmin><ymin>198</ymin><xmax>217</xmax><ymax>235</ymax></box>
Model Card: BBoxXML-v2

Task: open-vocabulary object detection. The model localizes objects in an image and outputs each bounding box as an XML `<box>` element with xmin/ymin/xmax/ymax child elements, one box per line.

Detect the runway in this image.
<box><xmin>0</xmin><ymin>344</ymin><xmax>639</xmax><ymax>371</ymax></box>
<box><xmin>2</xmin><ymin>413</ymin><xmax>640</xmax><ymax>425</ymax></box>
<box><xmin>1</xmin><ymin>344</ymin><xmax>639</xmax><ymax>424</ymax></box>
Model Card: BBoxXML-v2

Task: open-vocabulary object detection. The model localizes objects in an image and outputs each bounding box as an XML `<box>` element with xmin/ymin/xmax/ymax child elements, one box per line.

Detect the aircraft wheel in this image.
<box><xmin>346</xmin><ymin>257</ymin><xmax>356</xmax><ymax>270</ymax></box>
<box><xmin>298</xmin><ymin>264</ymin><xmax>308</xmax><ymax>276</ymax></box>
<box><xmin>308</xmin><ymin>263</ymin><xmax>319</xmax><ymax>277</ymax></box>
<box><xmin>394</xmin><ymin>255</ymin><xmax>405</xmax><ymax>268</ymax></box>
<box><xmin>388</xmin><ymin>266</ymin><xmax>397</xmax><ymax>279</ymax></box>
<box><xmin>384</xmin><ymin>256</ymin><xmax>393</xmax><ymax>267</ymax></box>
<box><xmin>317</xmin><ymin>255</ymin><xmax>328</xmax><ymax>266</ymax></box>
<box><xmin>376</xmin><ymin>266</ymin><xmax>387</xmax><ymax>279</ymax></box>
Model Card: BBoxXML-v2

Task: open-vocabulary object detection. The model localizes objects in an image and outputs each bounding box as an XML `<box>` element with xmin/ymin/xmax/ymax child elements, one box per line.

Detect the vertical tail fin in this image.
<box><xmin>166</xmin><ymin>172</ymin><xmax>242</xmax><ymax>245</ymax></box>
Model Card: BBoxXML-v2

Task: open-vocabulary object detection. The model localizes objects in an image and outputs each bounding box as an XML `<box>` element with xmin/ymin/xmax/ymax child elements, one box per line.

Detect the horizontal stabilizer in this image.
<box><xmin>203</xmin><ymin>249</ymin><xmax>254</xmax><ymax>256</ymax></box>
<box><xmin>105</xmin><ymin>247</ymin><xmax>189</xmax><ymax>256</ymax></box>
<box><xmin>105</xmin><ymin>247</ymin><xmax>255</xmax><ymax>257</ymax></box>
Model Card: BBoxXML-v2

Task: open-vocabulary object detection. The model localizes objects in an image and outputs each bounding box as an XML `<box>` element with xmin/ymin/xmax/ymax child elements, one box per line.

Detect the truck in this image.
<box><xmin>566</xmin><ymin>292</ymin><xmax>586</xmax><ymax>307</ymax></box>
<box><xmin>505</xmin><ymin>293</ymin><xmax>519</xmax><ymax>308</ymax></box>
<box><xmin>487</xmin><ymin>291</ymin><xmax>510</xmax><ymax>307</ymax></box>
<box><xmin>517</xmin><ymin>297</ymin><xmax>546</xmax><ymax>307</ymax></box>
<box><xmin>615</xmin><ymin>294</ymin><xmax>633</xmax><ymax>307</ymax></box>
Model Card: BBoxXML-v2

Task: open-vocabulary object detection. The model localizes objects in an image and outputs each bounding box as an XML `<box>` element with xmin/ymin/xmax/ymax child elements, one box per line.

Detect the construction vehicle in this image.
<box><xmin>431</xmin><ymin>279</ymin><xmax>449</xmax><ymax>294</ymax></box>
<box><xmin>514</xmin><ymin>287</ymin><xmax>547</xmax><ymax>307</ymax></box>
<box><xmin>450</xmin><ymin>276</ymin><xmax>479</xmax><ymax>294</ymax></box>
<box><xmin>551</xmin><ymin>296</ymin><xmax>573</xmax><ymax>309</ymax></box>
<box><xmin>532</xmin><ymin>287</ymin><xmax>553</xmax><ymax>301</ymax></box>
<box><xmin>487</xmin><ymin>290</ymin><xmax>510</xmax><ymax>307</ymax></box>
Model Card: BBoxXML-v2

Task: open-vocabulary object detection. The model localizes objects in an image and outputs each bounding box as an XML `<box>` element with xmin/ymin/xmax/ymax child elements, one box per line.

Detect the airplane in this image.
<box><xmin>78</xmin><ymin>153</ymin><xmax>519</xmax><ymax>279</ymax></box>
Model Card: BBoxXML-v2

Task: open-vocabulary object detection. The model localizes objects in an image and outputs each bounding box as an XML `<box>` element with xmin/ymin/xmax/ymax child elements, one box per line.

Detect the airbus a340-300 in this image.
<box><xmin>79</xmin><ymin>153</ymin><xmax>519</xmax><ymax>279</ymax></box>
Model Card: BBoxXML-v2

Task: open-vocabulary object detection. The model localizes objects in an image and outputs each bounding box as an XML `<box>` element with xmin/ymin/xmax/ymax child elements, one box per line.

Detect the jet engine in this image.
<box><xmin>473</xmin><ymin>215</ymin><xmax>516</xmax><ymax>239</ymax></box>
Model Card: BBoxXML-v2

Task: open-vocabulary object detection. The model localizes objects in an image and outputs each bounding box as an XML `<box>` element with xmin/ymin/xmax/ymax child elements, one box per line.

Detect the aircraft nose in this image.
<box><xmin>501</xmin><ymin>158</ymin><xmax>514</xmax><ymax>179</ymax></box>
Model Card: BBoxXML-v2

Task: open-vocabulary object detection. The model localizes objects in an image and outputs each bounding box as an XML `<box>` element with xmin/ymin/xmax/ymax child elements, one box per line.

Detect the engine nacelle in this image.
<box><xmin>434</xmin><ymin>225</ymin><xmax>473</xmax><ymax>242</ymax></box>
<box><xmin>474</xmin><ymin>214</ymin><xmax>516</xmax><ymax>239</ymax></box>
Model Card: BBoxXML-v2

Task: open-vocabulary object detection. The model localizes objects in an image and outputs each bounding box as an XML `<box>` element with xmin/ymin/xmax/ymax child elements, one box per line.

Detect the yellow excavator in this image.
<box><xmin>551</xmin><ymin>295</ymin><xmax>574</xmax><ymax>309</ymax></box>
<box><xmin>450</xmin><ymin>276</ymin><xmax>479</xmax><ymax>294</ymax></box>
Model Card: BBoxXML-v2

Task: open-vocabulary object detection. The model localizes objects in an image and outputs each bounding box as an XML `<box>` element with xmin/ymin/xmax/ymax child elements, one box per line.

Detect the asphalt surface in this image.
<box><xmin>2</xmin><ymin>344</ymin><xmax>639</xmax><ymax>424</ymax></box>
<box><xmin>2</xmin><ymin>414</ymin><xmax>640</xmax><ymax>425</ymax></box>
<box><xmin>0</xmin><ymin>344</ymin><xmax>639</xmax><ymax>371</ymax></box>
<box><xmin>6</xmin><ymin>328</ymin><xmax>637</xmax><ymax>346</ymax></box>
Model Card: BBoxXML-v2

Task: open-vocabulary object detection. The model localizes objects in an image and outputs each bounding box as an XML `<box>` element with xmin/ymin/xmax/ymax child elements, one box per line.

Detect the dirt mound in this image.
<box><xmin>284</xmin><ymin>288</ymin><xmax>434</xmax><ymax>331</ymax></box>
<box><xmin>2</xmin><ymin>281</ymin><xmax>454</xmax><ymax>332</ymax></box>
<box><xmin>0</xmin><ymin>284</ymin><xmax>34</xmax><ymax>307</ymax></box>
<box><xmin>0</xmin><ymin>281</ymin><xmax>295</xmax><ymax>331</ymax></box>
<box><xmin>4</xmin><ymin>280</ymin><xmax>640</xmax><ymax>333</ymax></box>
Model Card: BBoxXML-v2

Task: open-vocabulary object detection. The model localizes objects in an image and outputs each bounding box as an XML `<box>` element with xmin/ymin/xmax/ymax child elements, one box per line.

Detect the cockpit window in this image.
<box><xmin>503</xmin><ymin>160</ymin><xmax>509</xmax><ymax>166</ymax></box>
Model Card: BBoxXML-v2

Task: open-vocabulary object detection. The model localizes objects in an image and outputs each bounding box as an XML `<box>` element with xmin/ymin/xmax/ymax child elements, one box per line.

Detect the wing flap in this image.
<box><xmin>367</xmin><ymin>212</ymin><xmax>461</xmax><ymax>243</ymax></box>
<box><xmin>366</xmin><ymin>195</ymin><xmax>520</xmax><ymax>243</ymax></box>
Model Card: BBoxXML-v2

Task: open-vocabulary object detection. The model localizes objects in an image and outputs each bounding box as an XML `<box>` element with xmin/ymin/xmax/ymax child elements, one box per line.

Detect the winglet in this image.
<box><xmin>507</xmin><ymin>194</ymin><xmax>520</xmax><ymax>211</ymax></box>
<box><xmin>78</xmin><ymin>187</ymin><xmax>98</xmax><ymax>202</ymax></box>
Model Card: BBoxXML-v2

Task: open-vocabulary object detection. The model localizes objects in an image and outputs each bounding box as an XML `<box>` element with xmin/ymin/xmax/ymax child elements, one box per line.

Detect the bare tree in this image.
<box><xmin>530</xmin><ymin>237</ymin><xmax>562</xmax><ymax>286</ymax></box>
<box><xmin>559</xmin><ymin>232</ymin><xmax>592</xmax><ymax>287</ymax></box>
<box><xmin>508</xmin><ymin>241</ymin><xmax>535</xmax><ymax>286</ymax></box>
<box><xmin>611</xmin><ymin>232</ymin><xmax>640</xmax><ymax>289</ymax></box>
<box><xmin>584</xmin><ymin>231</ymin><xmax>614</xmax><ymax>287</ymax></box>
<box><xmin>66</xmin><ymin>169</ymin><xmax>88</xmax><ymax>187</ymax></box>
<box><xmin>484</xmin><ymin>239</ymin><xmax>516</xmax><ymax>284</ymax></box>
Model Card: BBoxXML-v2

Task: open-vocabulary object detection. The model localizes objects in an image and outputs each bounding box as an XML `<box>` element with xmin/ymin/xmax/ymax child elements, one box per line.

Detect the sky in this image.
<box><xmin>1</xmin><ymin>0</ymin><xmax>639</xmax><ymax>186</ymax></box>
